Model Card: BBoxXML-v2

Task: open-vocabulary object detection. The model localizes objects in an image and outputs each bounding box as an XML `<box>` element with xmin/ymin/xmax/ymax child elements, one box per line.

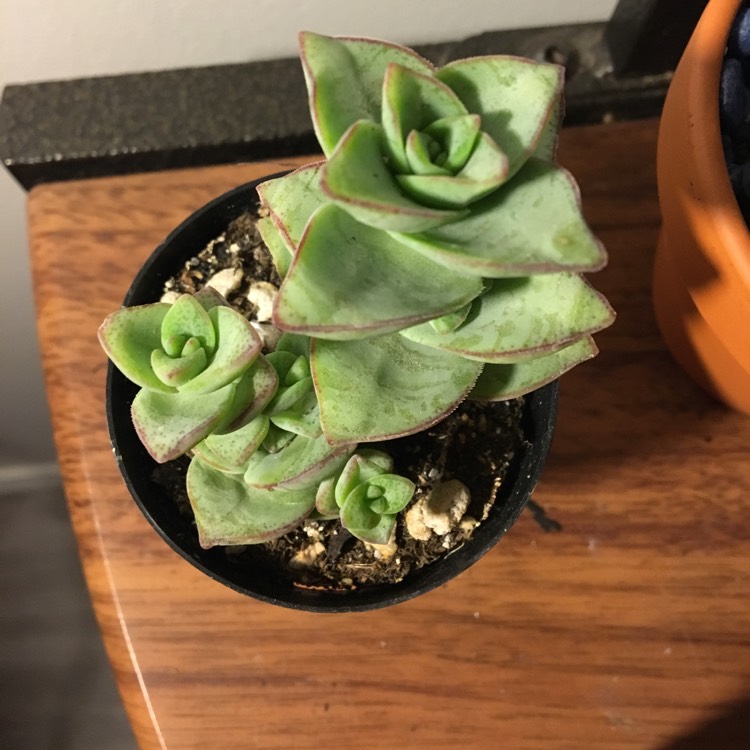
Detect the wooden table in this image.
<box><xmin>29</xmin><ymin>119</ymin><xmax>750</xmax><ymax>749</ymax></box>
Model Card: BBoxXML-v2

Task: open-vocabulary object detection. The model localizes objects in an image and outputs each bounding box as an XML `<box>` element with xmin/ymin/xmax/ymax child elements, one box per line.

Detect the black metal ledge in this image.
<box><xmin>0</xmin><ymin>22</ymin><xmax>673</xmax><ymax>191</ymax></box>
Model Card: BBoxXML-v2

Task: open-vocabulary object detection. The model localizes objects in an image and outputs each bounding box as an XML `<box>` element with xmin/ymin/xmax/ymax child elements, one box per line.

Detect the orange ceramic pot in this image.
<box><xmin>654</xmin><ymin>0</ymin><xmax>750</xmax><ymax>414</ymax></box>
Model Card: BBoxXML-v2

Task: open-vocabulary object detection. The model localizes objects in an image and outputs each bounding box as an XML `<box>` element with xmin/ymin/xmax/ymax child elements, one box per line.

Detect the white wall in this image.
<box><xmin>0</xmin><ymin>0</ymin><xmax>617</xmax><ymax>476</ymax></box>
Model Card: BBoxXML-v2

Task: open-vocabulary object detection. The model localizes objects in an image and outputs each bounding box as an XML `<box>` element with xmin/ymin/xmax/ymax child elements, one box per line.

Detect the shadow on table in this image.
<box><xmin>656</xmin><ymin>697</ymin><xmax>750</xmax><ymax>750</ymax></box>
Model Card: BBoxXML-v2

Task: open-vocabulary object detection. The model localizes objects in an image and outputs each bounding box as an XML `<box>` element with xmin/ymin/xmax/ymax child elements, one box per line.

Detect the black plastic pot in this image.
<box><xmin>106</xmin><ymin>174</ymin><xmax>560</xmax><ymax>613</ymax></box>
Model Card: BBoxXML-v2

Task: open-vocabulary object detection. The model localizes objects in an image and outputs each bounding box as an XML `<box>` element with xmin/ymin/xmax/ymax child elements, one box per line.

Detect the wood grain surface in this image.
<box><xmin>28</xmin><ymin>121</ymin><xmax>750</xmax><ymax>750</ymax></box>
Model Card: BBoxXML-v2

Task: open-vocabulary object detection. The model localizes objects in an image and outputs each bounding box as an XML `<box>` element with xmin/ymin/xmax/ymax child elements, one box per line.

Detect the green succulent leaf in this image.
<box><xmin>267</xmin><ymin>375</ymin><xmax>314</xmax><ymax>414</ymax></box>
<box><xmin>312</xmin><ymin>332</ymin><xmax>483</xmax><ymax>443</ymax></box>
<box><xmin>429</xmin><ymin>303</ymin><xmax>472</xmax><ymax>334</ymax></box>
<box><xmin>192</xmin><ymin>415</ymin><xmax>270</xmax><ymax>474</ymax></box>
<box><xmin>423</xmin><ymin>114</ymin><xmax>482</xmax><ymax>172</ymax></box>
<box><xmin>333</xmin><ymin>450</ymin><xmax>394</xmax><ymax>508</ymax></box>
<box><xmin>275</xmin><ymin>332</ymin><xmax>312</xmax><ymax>360</ymax></box>
<box><xmin>401</xmin><ymin>274</ymin><xmax>615</xmax><ymax>362</ymax></box>
<box><xmin>533</xmin><ymin>92</ymin><xmax>563</xmax><ymax>162</ymax></box>
<box><xmin>178</xmin><ymin>306</ymin><xmax>261</xmax><ymax>394</ymax></box>
<box><xmin>131</xmin><ymin>382</ymin><xmax>237</xmax><ymax>463</ymax></box>
<box><xmin>150</xmin><ymin>345</ymin><xmax>207</xmax><ymax>388</ymax></box>
<box><xmin>274</xmin><ymin>204</ymin><xmax>483</xmax><ymax>339</ymax></box>
<box><xmin>395</xmin><ymin>131</ymin><xmax>509</xmax><ymax>209</ymax></box>
<box><xmin>160</xmin><ymin>294</ymin><xmax>216</xmax><ymax>358</ymax></box>
<box><xmin>366</xmin><ymin>474</ymin><xmax>415</xmax><ymax>514</ymax></box>
<box><xmin>270</xmin><ymin>403</ymin><xmax>322</xmax><ymax>439</ymax></box>
<box><xmin>470</xmin><ymin>336</ymin><xmax>598</xmax><ymax>401</ymax></box>
<box><xmin>393</xmin><ymin>158</ymin><xmax>606</xmax><ymax>277</ymax></box>
<box><xmin>321</xmin><ymin>120</ymin><xmax>465</xmax><ymax>232</ymax></box>
<box><xmin>261</xmin><ymin>423</ymin><xmax>296</xmax><ymax>453</ymax></box>
<box><xmin>244</xmin><ymin>432</ymin><xmax>354</xmax><ymax>490</ymax></box>
<box><xmin>193</xmin><ymin>285</ymin><xmax>230</xmax><ymax>312</ymax></box>
<box><xmin>219</xmin><ymin>354</ymin><xmax>279</xmax><ymax>432</ymax></box>
<box><xmin>299</xmin><ymin>31</ymin><xmax>434</xmax><ymax>156</ymax></box>
<box><xmin>256</xmin><ymin>162</ymin><xmax>327</xmax><ymax>255</ymax></box>
<box><xmin>339</xmin><ymin>486</ymin><xmax>399</xmax><ymax>545</ymax></box>
<box><xmin>256</xmin><ymin>215</ymin><xmax>293</xmax><ymax>278</ymax></box>
<box><xmin>404</xmin><ymin>130</ymin><xmax>452</xmax><ymax>176</ymax></box>
<box><xmin>436</xmin><ymin>56</ymin><xmax>563</xmax><ymax>176</ymax></box>
<box><xmin>381</xmin><ymin>62</ymin><xmax>468</xmax><ymax>173</ymax></box>
<box><xmin>340</xmin><ymin>484</ymin><xmax>380</xmax><ymax>529</ymax></box>
<box><xmin>187</xmin><ymin>457</ymin><xmax>316</xmax><ymax>547</ymax></box>
<box><xmin>98</xmin><ymin>303</ymin><xmax>173</xmax><ymax>392</ymax></box>
<box><xmin>315</xmin><ymin>477</ymin><xmax>340</xmax><ymax>518</ymax></box>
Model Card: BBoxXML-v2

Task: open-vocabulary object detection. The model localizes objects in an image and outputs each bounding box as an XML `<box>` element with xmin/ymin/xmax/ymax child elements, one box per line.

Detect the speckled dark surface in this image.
<box><xmin>0</xmin><ymin>23</ymin><xmax>670</xmax><ymax>190</ymax></box>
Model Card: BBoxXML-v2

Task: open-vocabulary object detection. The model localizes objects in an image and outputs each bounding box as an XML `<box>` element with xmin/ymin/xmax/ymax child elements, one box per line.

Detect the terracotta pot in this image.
<box><xmin>106</xmin><ymin>175</ymin><xmax>560</xmax><ymax>612</ymax></box>
<box><xmin>654</xmin><ymin>0</ymin><xmax>750</xmax><ymax>413</ymax></box>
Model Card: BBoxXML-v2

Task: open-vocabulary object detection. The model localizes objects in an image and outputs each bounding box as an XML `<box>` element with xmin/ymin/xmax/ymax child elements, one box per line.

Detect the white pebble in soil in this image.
<box><xmin>404</xmin><ymin>479</ymin><xmax>471</xmax><ymax>540</ymax></box>
<box><xmin>247</xmin><ymin>282</ymin><xmax>278</xmax><ymax>323</ymax></box>
<box><xmin>205</xmin><ymin>267</ymin><xmax>243</xmax><ymax>297</ymax></box>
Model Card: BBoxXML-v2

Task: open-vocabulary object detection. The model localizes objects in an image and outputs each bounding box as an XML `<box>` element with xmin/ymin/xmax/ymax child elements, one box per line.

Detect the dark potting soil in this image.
<box><xmin>152</xmin><ymin>204</ymin><xmax>525</xmax><ymax>591</ymax></box>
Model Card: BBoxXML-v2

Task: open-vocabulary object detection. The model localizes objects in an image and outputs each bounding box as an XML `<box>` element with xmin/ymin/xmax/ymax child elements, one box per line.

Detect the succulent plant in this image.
<box><xmin>315</xmin><ymin>450</ymin><xmax>415</xmax><ymax>544</ymax></box>
<box><xmin>99</xmin><ymin>288</ymin><xmax>275</xmax><ymax>462</ymax></box>
<box><xmin>100</xmin><ymin>31</ymin><xmax>615</xmax><ymax>556</ymax></box>
<box><xmin>257</xmin><ymin>32</ymin><xmax>615</xmax><ymax>445</ymax></box>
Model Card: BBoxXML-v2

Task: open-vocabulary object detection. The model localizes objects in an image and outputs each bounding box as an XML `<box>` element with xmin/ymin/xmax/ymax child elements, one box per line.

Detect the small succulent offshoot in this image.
<box><xmin>100</xmin><ymin>31</ymin><xmax>614</xmax><ymax>559</ymax></box>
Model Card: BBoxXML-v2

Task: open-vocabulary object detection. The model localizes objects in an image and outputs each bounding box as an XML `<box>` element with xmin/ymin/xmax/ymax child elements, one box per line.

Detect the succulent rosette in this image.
<box><xmin>99</xmin><ymin>288</ymin><xmax>275</xmax><ymax>463</ymax></box>
<box><xmin>257</xmin><ymin>32</ymin><xmax>615</xmax><ymax>445</ymax></box>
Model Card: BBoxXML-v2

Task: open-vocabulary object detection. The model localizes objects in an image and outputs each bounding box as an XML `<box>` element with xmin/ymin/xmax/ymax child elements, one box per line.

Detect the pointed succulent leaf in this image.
<box><xmin>194</xmin><ymin>415</ymin><xmax>270</xmax><ymax>473</ymax></box>
<box><xmin>190</xmin><ymin>438</ymin><xmax>248</xmax><ymax>475</ymax></box>
<box><xmin>286</xmin><ymin>355</ymin><xmax>310</xmax><ymax>384</ymax></box>
<box><xmin>366</xmin><ymin>474</ymin><xmax>416</xmax><ymax>514</ymax></box>
<box><xmin>429</xmin><ymin>303</ymin><xmax>472</xmax><ymax>334</ymax></box>
<box><xmin>219</xmin><ymin>354</ymin><xmax>279</xmax><ymax>431</ymax></box>
<box><xmin>256</xmin><ymin>215</ymin><xmax>292</xmax><ymax>278</ymax></box>
<box><xmin>424</xmin><ymin>114</ymin><xmax>481</xmax><ymax>172</ymax></box>
<box><xmin>332</xmin><ymin>451</ymin><xmax>390</xmax><ymax>508</ymax></box>
<box><xmin>267</xmin><ymin>375</ymin><xmax>314</xmax><ymax>414</ymax></box>
<box><xmin>261</xmin><ymin>423</ymin><xmax>296</xmax><ymax>454</ymax></box>
<box><xmin>394</xmin><ymin>158</ymin><xmax>606</xmax><ymax>277</ymax></box>
<box><xmin>436</xmin><ymin>56</ymin><xmax>563</xmax><ymax>176</ymax></box>
<box><xmin>340</xmin><ymin>484</ymin><xmax>380</xmax><ymax>529</ymax></box>
<box><xmin>265</xmin><ymin>350</ymin><xmax>297</xmax><ymax>382</ymax></box>
<box><xmin>404</xmin><ymin>131</ymin><xmax>451</xmax><ymax>176</ymax></box>
<box><xmin>178</xmin><ymin>306</ymin><xmax>261</xmax><ymax>394</ymax></box>
<box><xmin>299</xmin><ymin>31</ymin><xmax>434</xmax><ymax>156</ymax></box>
<box><xmin>402</xmin><ymin>274</ymin><xmax>615</xmax><ymax>362</ymax></box>
<box><xmin>533</xmin><ymin>93</ymin><xmax>564</xmax><ymax>162</ymax></box>
<box><xmin>270</xmin><ymin>402</ymin><xmax>322</xmax><ymax>439</ymax></box>
<box><xmin>320</xmin><ymin>120</ymin><xmax>465</xmax><ymax>232</ymax></box>
<box><xmin>355</xmin><ymin>449</ymin><xmax>394</xmax><ymax>478</ymax></box>
<box><xmin>131</xmin><ymin>382</ymin><xmax>236</xmax><ymax>463</ymax></box>
<box><xmin>256</xmin><ymin>162</ymin><xmax>327</xmax><ymax>254</ymax></box>
<box><xmin>187</xmin><ymin>458</ymin><xmax>316</xmax><ymax>548</ymax></box>
<box><xmin>274</xmin><ymin>204</ymin><xmax>483</xmax><ymax>339</ymax></box>
<box><xmin>244</xmin><ymin>432</ymin><xmax>354</xmax><ymax>490</ymax></box>
<box><xmin>340</xmin><ymin>487</ymin><xmax>398</xmax><ymax>545</ymax></box>
<box><xmin>315</xmin><ymin>476</ymin><xmax>340</xmax><ymax>518</ymax></box>
<box><xmin>275</xmin><ymin>332</ymin><xmax>312</xmax><ymax>360</ymax></box>
<box><xmin>194</xmin><ymin>285</ymin><xmax>230</xmax><ymax>312</ymax></box>
<box><xmin>396</xmin><ymin>131</ymin><xmax>509</xmax><ymax>209</ymax></box>
<box><xmin>381</xmin><ymin>62</ymin><xmax>468</xmax><ymax>172</ymax></box>
<box><xmin>98</xmin><ymin>303</ymin><xmax>173</xmax><ymax>392</ymax></box>
<box><xmin>160</xmin><ymin>294</ymin><xmax>215</xmax><ymax>357</ymax></box>
<box><xmin>470</xmin><ymin>336</ymin><xmax>598</xmax><ymax>401</ymax></box>
<box><xmin>150</xmin><ymin>346</ymin><xmax>208</xmax><ymax>388</ymax></box>
<box><xmin>312</xmin><ymin>333</ymin><xmax>483</xmax><ymax>443</ymax></box>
